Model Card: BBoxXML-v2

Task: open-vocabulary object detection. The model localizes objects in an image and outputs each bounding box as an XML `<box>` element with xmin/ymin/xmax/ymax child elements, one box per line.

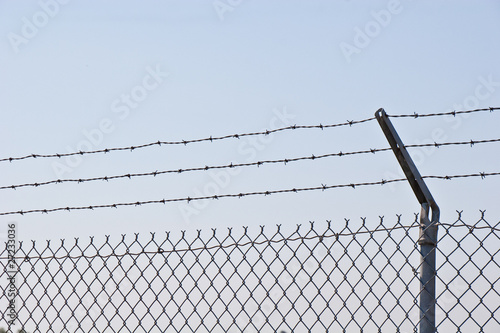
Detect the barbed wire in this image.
<box><xmin>1</xmin><ymin>148</ymin><xmax>393</xmax><ymax>190</ymax></box>
<box><xmin>0</xmin><ymin>117</ymin><xmax>376</xmax><ymax>163</ymax></box>
<box><xmin>422</xmin><ymin>172</ymin><xmax>500</xmax><ymax>180</ymax></box>
<box><xmin>2</xmin><ymin>107</ymin><xmax>498</xmax><ymax>163</ymax></box>
<box><xmin>0</xmin><ymin>178</ymin><xmax>409</xmax><ymax>216</ymax></box>
<box><xmin>405</xmin><ymin>138</ymin><xmax>500</xmax><ymax>148</ymax></box>
<box><xmin>1</xmin><ymin>171</ymin><xmax>499</xmax><ymax>216</ymax></box>
<box><xmin>2</xmin><ymin>138</ymin><xmax>500</xmax><ymax>191</ymax></box>
<box><xmin>0</xmin><ymin>107</ymin><xmax>500</xmax><ymax>162</ymax></box>
<box><xmin>387</xmin><ymin>107</ymin><xmax>499</xmax><ymax>118</ymax></box>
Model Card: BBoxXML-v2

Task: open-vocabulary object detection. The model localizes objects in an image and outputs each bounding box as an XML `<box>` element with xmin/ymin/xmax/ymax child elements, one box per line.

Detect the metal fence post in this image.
<box><xmin>375</xmin><ymin>109</ymin><xmax>439</xmax><ymax>333</ymax></box>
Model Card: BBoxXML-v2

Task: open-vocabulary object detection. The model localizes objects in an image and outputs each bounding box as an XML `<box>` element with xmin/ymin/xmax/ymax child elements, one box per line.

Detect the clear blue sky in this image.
<box><xmin>1</xmin><ymin>0</ymin><xmax>500</xmax><ymax>243</ymax></box>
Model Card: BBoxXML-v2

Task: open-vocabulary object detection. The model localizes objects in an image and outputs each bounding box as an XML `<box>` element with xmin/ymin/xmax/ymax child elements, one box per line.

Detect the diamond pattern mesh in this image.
<box><xmin>1</xmin><ymin>212</ymin><xmax>498</xmax><ymax>332</ymax></box>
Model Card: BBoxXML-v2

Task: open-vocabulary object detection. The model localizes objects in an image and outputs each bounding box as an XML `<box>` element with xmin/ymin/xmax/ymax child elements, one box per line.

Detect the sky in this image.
<box><xmin>1</xmin><ymin>0</ymin><xmax>500</xmax><ymax>244</ymax></box>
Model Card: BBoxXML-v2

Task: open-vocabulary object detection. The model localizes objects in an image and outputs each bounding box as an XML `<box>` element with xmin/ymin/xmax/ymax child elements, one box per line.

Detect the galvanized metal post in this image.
<box><xmin>375</xmin><ymin>108</ymin><xmax>439</xmax><ymax>333</ymax></box>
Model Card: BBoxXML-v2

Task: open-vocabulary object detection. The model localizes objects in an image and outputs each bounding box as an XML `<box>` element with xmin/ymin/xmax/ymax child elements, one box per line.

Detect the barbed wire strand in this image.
<box><xmin>422</xmin><ymin>172</ymin><xmax>500</xmax><ymax>180</ymax></box>
<box><xmin>1</xmin><ymin>172</ymin><xmax>499</xmax><ymax>216</ymax></box>
<box><xmin>2</xmin><ymin>107</ymin><xmax>498</xmax><ymax>163</ymax></box>
<box><xmin>405</xmin><ymin>138</ymin><xmax>500</xmax><ymax>148</ymax></box>
<box><xmin>1</xmin><ymin>148</ymin><xmax>393</xmax><ymax>190</ymax></box>
<box><xmin>387</xmin><ymin>107</ymin><xmax>499</xmax><ymax>118</ymax></box>
<box><xmin>0</xmin><ymin>117</ymin><xmax>376</xmax><ymax>163</ymax></box>
<box><xmin>3</xmin><ymin>138</ymin><xmax>500</xmax><ymax>191</ymax></box>
<box><xmin>0</xmin><ymin>178</ymin><xmax>407</xmax><ymax>216</ymax></box>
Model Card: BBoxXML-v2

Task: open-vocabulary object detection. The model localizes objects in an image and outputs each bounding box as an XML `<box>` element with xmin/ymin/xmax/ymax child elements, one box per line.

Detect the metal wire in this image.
<box><xmin>0</xmin><ymin>117</ymin><xmax>376</xmax><ymax>163</ymax></box>
<box><xmin>1</xmin><ymin>106</ymin><xmax>498</xmax><ymax>163</ymax></box>
<box><xmin>406</xmin><ymin>138</ymin><xmax>500</xmax><ymax>148</ymax></box>
<box><xmin>387</xmin><ymin>106</ymin><xmax>500</xmax><ymax>118</ymax></box>
<box><xmin>0</xmin><ymin>217</ymin><xmax>425</xmax><ymax>332</ymax></box>
<box><xmin>1</xmin><ymin>221</ymin><xmax>420</xmax><ymax>261</ymax></box>
<box><xmin>3</xmin><ymin>138</ymin><xmax>500</xmax><ymax>191</ymax></box>
<box><xmin>1</xmin><ymin>213</ymin><xmax>497</xmax><ymax>332</ymax></box>
<box><xmin>0</xmin><ymin>178</ymin><xmax>409</xmax><ymax>216</ymax></box>
<box><xmin>422</xmin><ymin>172</ymin><xmax>500</xmax><ymax>180</ymax></box>
<box><xmin>435</xmin><ymin>210</ymin><xmax>500</xmax><ymax>331</ymax></box>
<box><xmin>1</xmin><ymin>172</ymin><xmax>499</xmax><ymax>216</ymax></box>
<box><xmin>1</xmin><ymin>148</ymin><xmax>392</xmax><ymax>190</ymax></box>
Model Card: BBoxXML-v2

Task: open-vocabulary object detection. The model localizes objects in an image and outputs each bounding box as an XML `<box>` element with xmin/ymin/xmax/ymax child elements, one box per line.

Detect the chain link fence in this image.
<box><xmin>435</xmin><ymin>211</ymin><xmax>499</xmax><ymax>332</ymax></box>
<box><xmin>1</xmin><ymin>212</ymin><xmax>499</xmax><ymax>332</ymax></box>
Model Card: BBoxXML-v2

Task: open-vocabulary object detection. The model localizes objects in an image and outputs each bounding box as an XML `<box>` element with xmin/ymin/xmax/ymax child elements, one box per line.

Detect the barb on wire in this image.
<box><xmin>3</xmin><ymin>137</ymin><xmax>500</xmax><ymax>191</ymax></box>
<box><xmin>2</xmin><ymin>107</ymin><xmax>498</xmax><ymax>163</ymax></box>
<box><xmin>388</xmin><ymin>107</ymin><xmax>500</xmax><ymax>118</ymax></box>
<box><xmin>0</xmin><ymin>117</ymin><xmax>376</xmax><ymax>163</ymax></box>
<box><xmin>406</xmin><ymin>138</ymin><xmax>500</xmax><ymax>149</ymax></box>
<box><xmin>422</xmin><ymin>172</ymin><xmax>500</xmax><ymax>181</ymax></box>
<box><xmin>0</xmin><ymin>148</ymin><xmax>393</xmax><ymax>190</ymax></box>
<box><xmin>0</xmin><ymin>178</ymin><xmax>408</xmax><ymax>216</ymax></box>
<box><xmin>2</xmin><ymin>171</ymin><xmax>500</xmax><ymax>216</ymax></box>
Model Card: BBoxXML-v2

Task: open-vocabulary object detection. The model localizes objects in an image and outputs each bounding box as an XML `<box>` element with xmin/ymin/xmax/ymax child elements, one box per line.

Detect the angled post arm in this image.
<box><xmin>375</xmin><ymin>108</ymin><xmax>439</xmax><ymax>333</ymax></box>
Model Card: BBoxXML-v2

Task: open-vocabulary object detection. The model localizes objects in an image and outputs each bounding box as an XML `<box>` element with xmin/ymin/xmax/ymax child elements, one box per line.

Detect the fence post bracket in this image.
<box><xmin>375</xmin><ymin>108</ymin><xmax>439</xmax><ymax>333</ymax></box>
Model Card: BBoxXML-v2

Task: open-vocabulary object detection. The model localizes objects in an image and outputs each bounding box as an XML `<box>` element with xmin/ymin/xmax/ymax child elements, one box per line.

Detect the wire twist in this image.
<box><xmin>1</xmin><ymin>172</ymin><xmax>499</xmax><ymax>216</ymax></box>
<box><xmin>2</xmin><ymin>138</ymin><xmax>500</xmax><ymax>191</ymax></box>
<box><xmin>2</xmin><ymin>106</ymin><xmax>497</xmax><ymax>163</ymax></box>
<box><xmin>0</xmin><ymin>117</ymin><xmax>375</xmax><ymax>163</ymax></box>
<box><xmin>387</xmin><ymin>107</ymin><xmax>499</xmax><ymax>118</ymax></box>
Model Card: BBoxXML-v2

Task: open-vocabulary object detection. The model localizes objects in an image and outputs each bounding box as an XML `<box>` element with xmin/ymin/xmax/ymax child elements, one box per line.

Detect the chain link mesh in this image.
<box><xmin>435</xmin><ymin>211</ymin><xmax>500</xmax><ymax>332</ymax></box>
<box><xmin>1</xmin><ymin>212</ymin><xmax>498</xmax><ymax>332</ymax></box>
